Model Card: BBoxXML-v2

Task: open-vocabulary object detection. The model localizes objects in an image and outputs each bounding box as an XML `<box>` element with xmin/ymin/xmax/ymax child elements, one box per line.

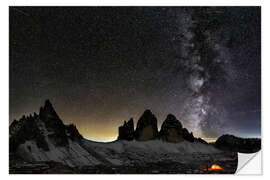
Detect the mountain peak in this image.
<box><xmin>118</xmin><ymin>118</ymin><xmax>134</xmax><ymax>141</ymax></box>
<box><xmin>142</xmin><ymin>109</ymin><xmax>153</xmax><ymax>116</ymax></box>
<box><xmin>163</xmin><ymin>114</ymin><xmax>182</xmax><ymax>128</ymax></box>
<box><xmin>39</xmin><ymin>99</ymin><xmax>59</xmax><ymax>120</ymax></box>
<box><xmin>43</xmin><ymin>99</ymin><xmax>55</xmax><ymax>112</ymax></box>
<box><xmin>159</xmin><ymin>114</ymin><xmax>184</xmax><ymax>142</ymax></box>
<box><xmin>9</xmin><ymin>100</ymin><xmax>84</xmax><ymax>153</ymax></box>
<box><xmin>134</xmin><ymin>110</ymin><xmax>158</xmax><ymax>141</ymax></box>
<box><xmin>44</xmin><ymin>99</ymin><xmax>53</xmax><ymax>108</ymax></box>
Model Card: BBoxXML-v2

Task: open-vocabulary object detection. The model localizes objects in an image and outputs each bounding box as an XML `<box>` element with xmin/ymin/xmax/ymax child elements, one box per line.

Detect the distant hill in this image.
<box><xmin>215</xmin><ymin>134</ymin><xmax>261</xmax><ymax>153</ymax></box>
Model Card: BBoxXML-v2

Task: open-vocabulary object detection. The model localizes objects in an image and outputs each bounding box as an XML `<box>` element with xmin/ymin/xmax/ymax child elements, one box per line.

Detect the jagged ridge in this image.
<box><xmin>9</xmin><ymin>100</ymin><xmax>259</xmax><ymax>171</ymax></box>
<box><xmin>9</xmin><ymin>100</ymin><xmax>99</xmax><ymax>167</ymax></box>
<box><xmin>9</xmin><ymin>100</ymin><xmax>83</xmax><ymax>152</ymax></box>
<box><xmin>118</xmin><ymin>110</ymin><xmax>197</xmax><ymax>143</ymax></box>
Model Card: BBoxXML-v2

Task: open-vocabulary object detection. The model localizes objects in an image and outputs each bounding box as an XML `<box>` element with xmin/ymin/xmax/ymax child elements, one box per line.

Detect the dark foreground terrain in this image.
<box><xmin>10</xmin><ymin>151</ymin><xmax>237</xmax><ymax>174</ymax></box>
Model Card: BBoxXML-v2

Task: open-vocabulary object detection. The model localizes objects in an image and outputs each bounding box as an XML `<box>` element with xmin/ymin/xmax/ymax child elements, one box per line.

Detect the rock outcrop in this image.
<box><xmin>118</xmin><ymin>118</ymin><xmax>134</xmax><ymax>141</ymax></box>
<box><xmin>159</xmin><ymin>114</ymin><xmax>184</xmax><ymax>142</ymax></box>
<box><xmin>9</xmin><ymin>100</ymin><xmax>83</xmax><ymax>151</ymax></box>
<box><xmin>181</xmin><ymin>128</ymin><xmax>195</xmax><ymax>142</ymax></box>
<box><xmin>9</xmin><ymin>100</ymin><xmax>100</xmax><ymax>167</ymax></box>
<box><xmin>39</xmin><ymin>99</ymin><xmax>69</xmax><ymax>147</ymax></box>
<box><xmin>9</xmin><ymin>113</ymin><xmax>49</xmax><ymax>152</ymax></box>
<box><xmin>66</xmin><ymin>124</ymin><xmax>83</xmax><ymax>141</ymax></box>
<box><xmin>158</xmin><ymin>114</ymin><xmax>195</xmax><ymax>143</ymax></box>
<box><xmin>118</xmin><ymin>111</ymin><xmax>196</xmax><ymax>143</ymax></box>
<box><xmin>134</xmin><ymin>110</ymin><xmax>158</xmax><ymax>141</ymax></box>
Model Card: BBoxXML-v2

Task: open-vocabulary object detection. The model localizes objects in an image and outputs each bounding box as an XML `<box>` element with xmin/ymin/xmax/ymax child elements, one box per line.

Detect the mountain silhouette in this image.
<box><xmin>9</xmin><ymin>100</ymin><xmax>260</xmax><ymax>174</ymax></box>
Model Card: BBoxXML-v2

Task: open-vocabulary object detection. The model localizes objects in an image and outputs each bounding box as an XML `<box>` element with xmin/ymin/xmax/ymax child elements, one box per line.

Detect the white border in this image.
<box><xmin>1</xmin><ymin>0</ymin><xmax>268</xmax><ymax>179</ymax></box>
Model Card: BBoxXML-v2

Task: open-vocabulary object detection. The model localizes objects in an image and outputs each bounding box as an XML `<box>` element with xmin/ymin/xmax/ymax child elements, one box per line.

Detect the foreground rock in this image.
<box><xmin>134</xmin><ymin>110</ymin><xmax>158</xmax><ymax>141</ymax></box>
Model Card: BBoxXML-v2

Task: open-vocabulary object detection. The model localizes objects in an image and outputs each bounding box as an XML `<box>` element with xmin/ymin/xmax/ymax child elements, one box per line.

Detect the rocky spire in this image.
<box><xmin>118</xmin><ymin>118</ymin><xmax>134</xmax><ymax>141</ymax></box>
<box><xmin>66</xmin><ymin>124</ymin><xmax>83</xmax><ymax>141</ymax></box>
<box><xmin>159</xmin><ymin>114</ymin><xmax>184</xmax><ymax>142</ymax></box>
<box><xmin>134</xmin><ymin>110</ymin><xmax>158</xmax><ymax>141</ymax></box>
<box><xmin>39</xmin><ymin>99</ymin><xmax>60</xmax><ymax>119</ymax></box>
<box><xmin>9</xmin><ymin>99</ymin><xmax>88</xmax><ymax>153</ymax></box>
<box><xmin>38</xmin><ymin>99</ymin><xmax>68</xmax><ymax>146</ymax></box>
<box><xmin>181</xmin><ymin>128</ymin><xmax>195</xmax><ymax>142</ymax></box>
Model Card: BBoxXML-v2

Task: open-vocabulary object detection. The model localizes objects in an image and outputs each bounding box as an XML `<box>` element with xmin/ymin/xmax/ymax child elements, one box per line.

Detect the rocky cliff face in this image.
<box><xmin>39</xmin><ymin>100</ymin><xmax>69</xmax><ymax>147</ymax></box>
<box><xmin>159</xmin><ymin>114</ymin><xmax>184</xmax><ymax>142</ymax></box>
<box><xmin>118</xmin><ymin>118</ymin><xmax>134</xmax><ymax>141</ymax></box>
<box><xmin>159</xmin><ymin>114</ymin><xmax>195</xmax><ymax>143</ymax></box>
<box><xmin>10</xmin><ymin>100</ymin><xmax>74</xmax><ymax>152</ymax></box>
<box><xmin>117</xmin><ymin>111</ymin><xmax>196</xmax><ymax>143</ymax></box>
<box><xmin>9</xmin><ymin>114</ymin><xmax>50</xmax><ymax>152</ymax></box>
<box><xmin>66</xmin><ymin>124</ymin><xmax>83</xmax><ymax>141</ymax></box>
<box><xmin>134</xmin><ymin>110</ymin><xmax>158</xmax><ymax>141</ymax></box>
<box><xmin>9</xmin><ymin>100</ymin><xmax>98</xmax><ymax>167</ymax></box>
<box><xmin>181</xmin><ymin>128</ymin><xmax>195</xmax><ymax>142</ymax></box>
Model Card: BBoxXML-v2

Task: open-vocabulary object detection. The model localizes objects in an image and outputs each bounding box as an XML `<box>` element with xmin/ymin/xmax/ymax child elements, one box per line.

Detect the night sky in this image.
<box><xmin>9</xmin><ymin>7</ymin><xmax>261</xmax><ymax>142</ymax></box>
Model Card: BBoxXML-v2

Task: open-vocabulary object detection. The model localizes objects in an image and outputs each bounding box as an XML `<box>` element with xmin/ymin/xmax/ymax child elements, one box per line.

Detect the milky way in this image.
<box><xmin>9</xmin><ymin>7</ymin><xmax>261</xmax><ymax>141</ymax></box>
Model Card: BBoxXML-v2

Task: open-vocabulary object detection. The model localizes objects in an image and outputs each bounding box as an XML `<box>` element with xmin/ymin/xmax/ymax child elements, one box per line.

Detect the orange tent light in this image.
<box><xmin>209</xmin><ymin>164</ymin><xmax>223</xmax><ymax>171</ymax></box>
<box><xmin>201</xmin><ymin>164</ymin><xmax>223</xmax><ymax>172</ymax></box>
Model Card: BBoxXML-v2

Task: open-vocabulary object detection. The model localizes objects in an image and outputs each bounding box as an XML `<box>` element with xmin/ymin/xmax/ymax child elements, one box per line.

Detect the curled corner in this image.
<box><xmin>236</xmin><ymin>151</ymin><xmax>262</xmax><ymax>175</ymax></box>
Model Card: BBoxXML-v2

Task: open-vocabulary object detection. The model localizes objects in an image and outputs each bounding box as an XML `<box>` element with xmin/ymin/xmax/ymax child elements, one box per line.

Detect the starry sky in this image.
<box><xmin>9</xmin><ymin>7</ymin><xmax>261</xmax><ymax>142</ymax></box>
